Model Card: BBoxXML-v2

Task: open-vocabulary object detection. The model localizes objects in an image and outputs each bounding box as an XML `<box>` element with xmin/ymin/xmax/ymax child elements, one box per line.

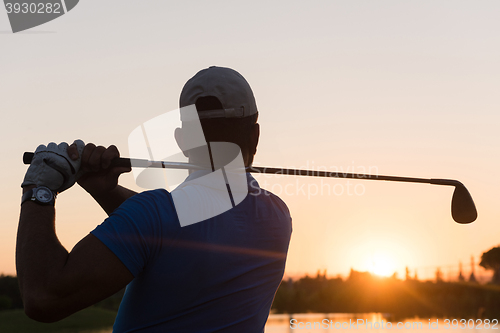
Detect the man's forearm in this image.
<box><xmin>16</xmin><ymin>199</ymin><xmax>69</xmax><ymax>311</ymax></box>
<box><xmin>89</xmin><ymin>185</ymin><xmax>137</xmax><ymax>216</ymax></box>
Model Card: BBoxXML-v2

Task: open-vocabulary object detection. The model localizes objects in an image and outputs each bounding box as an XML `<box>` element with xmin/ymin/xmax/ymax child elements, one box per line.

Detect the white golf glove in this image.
<box><xmin>22</xmin><ymin>140</ymin><xmax>85</xmax><ymax>193</ymax></box>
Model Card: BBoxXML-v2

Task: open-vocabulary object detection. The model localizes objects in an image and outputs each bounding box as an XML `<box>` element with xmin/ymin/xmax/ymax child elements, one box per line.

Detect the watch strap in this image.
<box><xmin>21</xmin><ymin>187</ymin><xmax>56</xmax><ymax>206</ymax></box>
<box><xmin>21</xmin><ymin>188</ymin><xmax>34</xmax><ymax>205</ymax></box>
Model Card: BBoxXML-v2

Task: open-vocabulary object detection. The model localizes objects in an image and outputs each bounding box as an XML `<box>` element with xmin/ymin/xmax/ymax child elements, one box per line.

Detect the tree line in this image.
<box><xmin>270</xmin><ymin>245</ymin><xmax>500</xmax><ymax>318</ymax></box>
<box><xmin>272</xmin><ymin>269</ymin><xmax>500</xmax><ymax>319</ymax></box>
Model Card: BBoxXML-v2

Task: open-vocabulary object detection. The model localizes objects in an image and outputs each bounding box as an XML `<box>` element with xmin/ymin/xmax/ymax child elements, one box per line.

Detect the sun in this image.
<box><xmin>370</xmin><ymin>252</ymin><xmax>396</xmax><ymax>277</ymax></box>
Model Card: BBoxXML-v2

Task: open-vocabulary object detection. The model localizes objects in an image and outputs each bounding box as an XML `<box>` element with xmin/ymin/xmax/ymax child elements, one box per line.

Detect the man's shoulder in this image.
<box><xmin>247</xmin><ymin>174</ymin><xmax>291</xmax><ymax>217</ymax></box>
<box><xmin>252</xmin><ymin>188</ymin><xmax>291</xmax><ymax>221</ymax></box>
<box><xmin>260</xmin><ymin>188</ymin><xmax>288</xmax><ymax>207</ymax></box>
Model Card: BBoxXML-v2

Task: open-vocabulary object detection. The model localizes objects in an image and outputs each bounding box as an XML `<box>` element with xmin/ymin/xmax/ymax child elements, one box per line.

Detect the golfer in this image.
<box><xmin>17</xmin><ymin>66</ymin><xmax>292</xmax><ymax>332</ymax></box>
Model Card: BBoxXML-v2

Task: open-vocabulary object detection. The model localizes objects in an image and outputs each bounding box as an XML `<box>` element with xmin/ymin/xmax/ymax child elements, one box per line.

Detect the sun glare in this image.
<box><xmin>371</xmin><ymin>252</ymin><xmax>396</xmax><ymax>277</ymax></box>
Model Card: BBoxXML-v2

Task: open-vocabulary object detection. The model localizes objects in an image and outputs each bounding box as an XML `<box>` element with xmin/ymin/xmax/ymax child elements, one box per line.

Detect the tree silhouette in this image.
<box><xmin>480</xmin><ymin>246</ymin><xmax>500</xmax><ymax>284</ymax></box>
<box><xmin>435</xmin><ymin>267</ymin><xmax>443</xmax><ymax>282</ymax></box>
<box><xmin>469</xmin><ymin>255</ymin><xmax>477</xmax><ymax>283</ymax></box>
<box><xmin>458</xmin><ymin>262</ymin><xmax>465</xmax><ymax>282</ymax></box>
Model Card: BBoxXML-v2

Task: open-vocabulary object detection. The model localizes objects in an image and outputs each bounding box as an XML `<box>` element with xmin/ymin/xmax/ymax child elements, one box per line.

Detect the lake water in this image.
<box><xmin>86</xmin><ymin>313</ymin><xmax>494</xmax><ymax>333</ymax></box>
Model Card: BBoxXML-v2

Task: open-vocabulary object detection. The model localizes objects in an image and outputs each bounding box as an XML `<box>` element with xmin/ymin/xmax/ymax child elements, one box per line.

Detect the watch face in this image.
<box><xmin>35</xmin><ymin>188</ymin><xmax>53</xmax><ymax>203</ymax></box>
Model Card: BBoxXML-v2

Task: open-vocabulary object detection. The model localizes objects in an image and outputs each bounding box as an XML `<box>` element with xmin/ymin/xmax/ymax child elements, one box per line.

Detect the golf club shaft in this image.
<box><xmin>22</xmin><ymin>152</ymin><xmax>462</xmax><ymax>187</ymax></box>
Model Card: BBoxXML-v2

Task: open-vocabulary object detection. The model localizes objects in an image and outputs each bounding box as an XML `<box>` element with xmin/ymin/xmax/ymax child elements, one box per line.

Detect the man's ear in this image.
<box><xmin>249</xmin><ymin>123</ymin><xmax>260</xmax><ymax>156</ymax></box>
<box><xmin>174</xmin><ymin>128</ymin><xmax>189</xmax><ymax>158</ymax></box>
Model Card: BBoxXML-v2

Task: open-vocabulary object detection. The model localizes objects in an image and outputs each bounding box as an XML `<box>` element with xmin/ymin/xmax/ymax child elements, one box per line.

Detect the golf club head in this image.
<box><xmin>451</xmin><ymin>185</ymin><xmax>477</xmax><ymax>224</ymax></box>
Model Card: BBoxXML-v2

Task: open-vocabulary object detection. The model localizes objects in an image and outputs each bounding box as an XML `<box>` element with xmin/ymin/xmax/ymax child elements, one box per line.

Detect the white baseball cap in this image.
<box><xmin>180</xmin><ymin>66</ymin><xmax>258</xmax><ymax>120</ymax></box>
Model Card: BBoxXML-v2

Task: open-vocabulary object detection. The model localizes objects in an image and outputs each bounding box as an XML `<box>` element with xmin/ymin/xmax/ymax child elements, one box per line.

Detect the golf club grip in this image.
<box><xmin>23</xmin><ymin>152</ymin><xmax>132</xmax><ymax>168</ymax></box>
<box><xmin>23</xmin><ymin>152</ymin><xmax>34</xmax><ymax>165</ymax></box>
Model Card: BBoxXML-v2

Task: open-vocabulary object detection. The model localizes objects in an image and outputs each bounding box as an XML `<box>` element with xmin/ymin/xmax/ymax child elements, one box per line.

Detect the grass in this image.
<box><xmin>0</xmin><ymin>307</ymin><xmax>116</xmax><ymax>333</ymax></box>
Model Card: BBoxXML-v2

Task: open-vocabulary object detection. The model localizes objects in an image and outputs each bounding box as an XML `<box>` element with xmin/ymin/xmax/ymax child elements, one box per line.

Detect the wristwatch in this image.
<box><xmin>21</xmin><ymin>186</ymin><xmax>56</xmax><ymax>206</ymax></box>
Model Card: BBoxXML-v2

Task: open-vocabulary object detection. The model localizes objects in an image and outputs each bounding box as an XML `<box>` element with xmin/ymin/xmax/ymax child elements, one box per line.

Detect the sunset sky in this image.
<box><xmin>1</xmin><ymin>1</ymin><xmax>499</xmax><ymax>281</ymax></box>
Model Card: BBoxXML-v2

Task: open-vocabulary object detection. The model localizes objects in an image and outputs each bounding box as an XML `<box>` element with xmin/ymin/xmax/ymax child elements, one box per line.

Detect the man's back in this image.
<box><xmin>91</xmin><ymin>175</ymin><xmax>292</xmax><ymax>332</ymax></box>
<box><xmin>16</xmin><ymin>67</ymin><xmax>292</xmax><ymax>328</ymax></box>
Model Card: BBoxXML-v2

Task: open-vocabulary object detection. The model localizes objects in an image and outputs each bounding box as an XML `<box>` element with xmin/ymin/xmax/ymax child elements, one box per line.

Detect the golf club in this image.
<box><xmin>23</xmin><ymin>152</ymin><xmax>478</xmax><ymax>224</ymax></box>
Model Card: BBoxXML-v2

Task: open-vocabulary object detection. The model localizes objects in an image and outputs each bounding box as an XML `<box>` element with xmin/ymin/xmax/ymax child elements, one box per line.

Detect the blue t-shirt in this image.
<box><xmin>91</xmin><ymin>174</ymin><xmax>292</xmax><ymax>332</ymax></box>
